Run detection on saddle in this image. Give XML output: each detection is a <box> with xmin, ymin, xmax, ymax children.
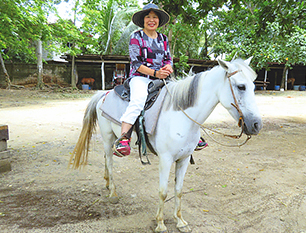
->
<box><xmin>114</xmin><ymin>79</ymin><xmax>166</xmax><ymax>110</ymax></box>
<box><xmin>112</xmin><ymin>79</ymin><xmax>166</xmax><ymax>164</ymax></box>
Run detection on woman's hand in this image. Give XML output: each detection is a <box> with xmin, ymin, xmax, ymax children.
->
<box><xmin>162</xmin><ymin>64</ymin><xmax>173</xmax><ymax>74</ymax></box>
<box><xmin>156</xmin><ymin>65</ymin><xmax>173</xmax><ymax>79</ymax></box>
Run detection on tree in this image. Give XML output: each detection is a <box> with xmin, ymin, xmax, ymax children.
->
<box><xmin>146</xmin><ymin>0</ymin><xmax>306</xmax><ymax>80</ymax></box>
<box><xmin>0</xmin><ymin>53</ymin><xmax>12</xmax><ymax>89</ymax></box>
<box><xmin>0</xmin><ymin>0</ymin><xmax>57</xmax><ymax>89</ymax></box>
<box><xmin>71</xmin><ymin>0</ymin><xmax>81</xmax><ymax>89</ymax></box>
<box><xmin>81</xmin><ymin>0</ymin><xmax>138</xmax><ymax>89</ymax></box>
<box><xmin>150</xmin><ymin>0</ymin><xmax>227</xmax><ymax>58</ymax></box>
<box><xmin>2</xmin><ymin>0</ymin><xmax>305</xmax><ymax>91</ymax></box>
<box><xmin>208</xmin><ymin>0</ymin><xmax>306</xmax><ymax>90</ymax></box>
<box><xmin>81</xmin><ymin>0</ymin><xmax>138</xmax><ymax>55</ymax></box>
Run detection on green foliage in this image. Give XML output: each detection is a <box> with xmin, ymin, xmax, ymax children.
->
<box><xmin>174</xmin><ymin>54</ymin><xmax>190</xmax><ymax>77</ymax></box>
<box><xmin>81</xmin><ymin>0</ymin><xmax>138</xmax><ymax>55</ymax></box>
<box><xmin>151</xmin><ymin>0</ymin><xmax>226</xmax><ymax>26</ymax></box>
<box><xmin>50</xmin><ymin>18</ymin><xmax>86</xmax><ymax>56</ymax></box>
<box><xmin>224</xmin><ymin>1</ymin><xmax>303</xmax><ymax>69</ymax></box>
<box><xmin>0</xmin><ymin>0</ymin><xmax>56</xmax><ymax>63</ymax></box>
<box><xmin>2</xmin><ymin>0</ymin><xmax>305</xmax><ymax>73</ymax></box>
<box><xmin>150</xmin><ymin>0</ymin><xmax>227</xmax><ymax>59</ymax></box>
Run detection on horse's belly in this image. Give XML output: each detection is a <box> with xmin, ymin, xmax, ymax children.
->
<box><xmin>153</xmin><ymin>112</ymin><xmax>199</xmax><ymax>158</ymax></box>
<box><xmin>152</xmin><ymin>131</ymin><xmax>198</xmax><ymax>160</ymax></box>
<box><xmin>173</xmin><ymin>142</ymin><xmax>196</xmax><ymax>159</ymax></box>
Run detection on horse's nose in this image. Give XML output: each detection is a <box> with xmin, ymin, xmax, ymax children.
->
<box><xmin>253</xmin><ymin>121</ymin><xmax>262</xmax><ymax>134</ymax></box>
<box><xmin>254</xmin><ymin>122</ymin><xmax>259</xmax><ymax>131</ymax></box>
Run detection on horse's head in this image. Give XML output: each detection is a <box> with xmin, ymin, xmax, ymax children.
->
<box><xmin>217</xmin><ymin>57</ymin><xmax>262</xmax><ymax>135</ymax></box>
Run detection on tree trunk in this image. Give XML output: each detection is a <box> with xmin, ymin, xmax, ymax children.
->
<box><xmin>36</xmin><ymin>40</ymin><xmax>44</xmax><ymax>89</ymax></box>
<box><xmin>204</xmin><ymin>30</ymin><xmax>208</xmax><ymax>59</ymax></box>
<box><xmin>71</xmin><ymin>55</ymin><xmax>77</xmax><ymax>88</ymax></box>
<box><xmin>70</xmin><ymin>0</ymin><xmax>79</xmax><ymax>89</ymax></box>
<box><xmin>0</xmin><ymin>52</ymin><xmax>11</xmax><ymax>89</ymax></box>
<box><xmin>168</xmin><ymin>28</ymin><xmax>173</xmax><ymax>57</ymax></box>
<box><xmin>280</xmin><ymin>66</ymin><xmax>288</xmax><ymax>91</ymax></box>
<box><xmin>168</xmin><ymin>18</ymin><xmax>177</xmax><ymax>57</ymax></box>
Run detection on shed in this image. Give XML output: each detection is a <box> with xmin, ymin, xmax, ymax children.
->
<box><xmin>61</xmin><ymin>54</ymin><xmax>306</xmax><ymax>91</ymax></box>
<box><xmin>61</xmin><ymin>54</ymin><xmax>218</xmax><ymax>90</ymax></box>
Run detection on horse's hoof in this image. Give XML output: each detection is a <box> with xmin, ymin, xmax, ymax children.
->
<box><xmin>178</xmin><ymin>225</ymin><xmax>191</xmax><ymax>233</ymax></box>
<box><xmin>154</xmin><ymin>229</ymin><xmax>167</xmax><ymax>233</ymax></box>
<box><xmin>109</xmin><ymin>196</ymin><xmax>119</xmax><ymax>204</ymax></box>
<box><xmin>154</xmin><ymin>226</ymin><xmax>168</xmax><ymax>233</ymax></box>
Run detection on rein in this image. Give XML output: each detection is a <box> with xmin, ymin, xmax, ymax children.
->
<box><xmin>163</xmin><ymin>70</ymin><xmax>251</xmax><ymax>147</ymax></box>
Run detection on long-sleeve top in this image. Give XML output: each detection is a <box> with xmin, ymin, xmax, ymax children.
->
<box><xmin>129</xmin><ymin>30</ymin><xmax>172</xmax><ymax>78</ymax></box>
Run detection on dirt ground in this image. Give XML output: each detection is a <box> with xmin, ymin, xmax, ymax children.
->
<box><xmin>0</xmin><ymin>89</ymin><xmax>305</xmax><ymax>233</ymax></box>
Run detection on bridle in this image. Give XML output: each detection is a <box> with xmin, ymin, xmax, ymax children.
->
<box><xmin>163</xmin><ymin>70</ymin><xmax>251</xmax><ymax>147</ymax></box>
<box><xmin>226</xmin><ymin>70</ymin><xmax>244</xmax><ymax>134</ymax></box>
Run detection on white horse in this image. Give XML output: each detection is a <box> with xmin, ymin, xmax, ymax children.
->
<box><xmin>71</xmin><ymin>58</ymin><xmax>262</xmax><ymax>232</ymax></box>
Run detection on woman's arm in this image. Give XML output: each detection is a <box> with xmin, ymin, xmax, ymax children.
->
<box><xmin>137</xmin><ymin>65</ymin><xmax>171</xmax><ymax>79</ymax></box>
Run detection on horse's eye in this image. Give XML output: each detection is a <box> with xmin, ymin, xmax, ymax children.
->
<box><xmin>238</xmin><ymin>85</ymin><xmax>246</xmax><ymax>91</ymax></box>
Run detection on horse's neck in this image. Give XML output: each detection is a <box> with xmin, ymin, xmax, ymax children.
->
<box><xmin>191</xmin><ymin>69</ymin><xmax>223</xmax><ymax>124</ymax></box>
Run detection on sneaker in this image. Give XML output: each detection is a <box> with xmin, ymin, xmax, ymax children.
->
<box><xmin>114</xmin><ymin>138</ymin><xmax>131</xmax><ymax>156</ymax></box>
<box><xmin>195</xmin><ymin>138</ymin><xmax>208</xmax><ymax>151</ymax></box>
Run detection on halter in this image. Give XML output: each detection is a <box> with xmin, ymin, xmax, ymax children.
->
<box><xmin>163</xmin><ymin>70</ymin><xmax>251</xmax><ymax>147</ymax></box>
<box><xmin>226</xmin><ymin>70</ymin><xmax>244</xmax><ymax>129</ymax></box>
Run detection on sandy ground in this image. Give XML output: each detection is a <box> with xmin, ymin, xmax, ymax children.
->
<box><xmin>0</xmin><ymin>89</ymin><xmax>306</xmax><ymax>233</ymax></box>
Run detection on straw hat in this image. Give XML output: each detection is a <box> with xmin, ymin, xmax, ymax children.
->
<box><xmin>132</xmin><ymin>3</ymin><xmax>170</xmax><ymax>28</ymax></box>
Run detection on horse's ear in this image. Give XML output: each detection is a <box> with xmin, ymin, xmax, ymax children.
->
<box><xmin>244</xmin><ymin>56</ymin><xmax>253</xmax><ymax>66</ymax></box>
<box><xmin>188</xmin><ymin>66</ymin><xmax>194</xmax><ymax>76</ymax></box>
<box><xmin>218</xmin><ymin>59</ymin><xmax>230</xmax><ymax>72</ymax></box>
<box><xmin>231</xmin><ymin>52</ymin><xmax>237</xmax><ymax>61</ymax></box>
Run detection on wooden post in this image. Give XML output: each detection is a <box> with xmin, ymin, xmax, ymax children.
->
<box><xmin>285</xmin><ymin>68</ymin><xmax>288</xmax><ymax>91</ymax></box>
<box><xmin>0</xmin><ymin>125</ymin><xmax>11</xmax><ymax>173</ymax></box>
<box><xmin>0</xmin><ymin>125</ymin><xmax>9</xmax><ymax>141</ymax></box>
<box><xmin>264</xmin><ymin>69</ymin><xmax>267</xmax><ymax>91</ymax></box>
<box><xmin>71</xmin><ymin>55</ymin><xmax>76</xmax><ymax>88</ymax></box>
<box><xmin>36</xmin><ymin>39</ymin><xmax>44</xmax><ymax>89</ymax></box>
<box><xmin>101</xmin><ymin>59</ymin><xmax>105</xmax><ymax>90</ymax></box>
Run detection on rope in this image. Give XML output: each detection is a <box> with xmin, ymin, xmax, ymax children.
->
<box><xmin>162</xmin><ymin>72</ymin><xmax>251</xmax><ymax>148</ymax></box>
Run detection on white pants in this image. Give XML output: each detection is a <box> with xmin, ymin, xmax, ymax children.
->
<box><xmin>120</xmin><ymin>76</ymin><xmax>151</xmax><ymax>125</ymax></box>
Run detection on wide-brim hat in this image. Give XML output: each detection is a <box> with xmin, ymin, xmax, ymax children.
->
<box><xmin>132</xmin><ymin>3</ymin><xmax>170</xmax><ymax>28</ymax></box>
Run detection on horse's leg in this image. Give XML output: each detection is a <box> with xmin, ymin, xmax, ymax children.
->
<box><xmin>104</xmin><ymin>157</ymin><xmax>109</xmax><ymax>188</ymax></box>
<box><xmin>155</xmin><ymin>156</ymin><xmax>172</xmax><ymax>233</ymax></box>
<box><xmin>174</xmin><ymin>156</ymin><xmax>191</xmax><ymax>232</ymax></box>
<box><xmin>103</xmin><ymin>142</ymin><xmax>119</xmax><ymax>204</ymax></box>
<box><xmin>98</xmin><ymin>116</ymin><xmax>119</xmax><ymax>204</ymax></box>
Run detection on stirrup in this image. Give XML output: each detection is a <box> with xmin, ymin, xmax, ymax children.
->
<box><xmin>112</xmin><ymin>135</ymin><xmax>130</xmax><ymax>157</ymax></box>
<box><xmin>195</xmin><ymin>137</ymin><xmax>208</xmax><ymax>151</ymax></box>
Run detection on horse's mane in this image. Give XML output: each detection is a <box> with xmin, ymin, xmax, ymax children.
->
<box><xmin>163</xmin><ymin>59</ymin><xmax>256</xmax><ymax>111</ymax></box>
<box><xmin>163</xmin><ymin>72</ymin><xmax>206</xmax><ymax>111</ymax></box>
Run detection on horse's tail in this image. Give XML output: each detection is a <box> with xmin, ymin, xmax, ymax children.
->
<box><xmin>69</xmin><ymin>91</ymin><xmax>106</xmax><ymax>169</ymax></box>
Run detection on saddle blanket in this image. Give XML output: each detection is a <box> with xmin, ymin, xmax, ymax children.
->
<box><xmin>100</xmin><ymin>87</ymin><xmax>167</xmax><ymax>135</ymax></box>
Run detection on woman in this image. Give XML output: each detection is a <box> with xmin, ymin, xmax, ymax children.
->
<box><xmin>115</xmin><ymin>3</ymin><xmax>207</xmax><ymax>156</ymax></box>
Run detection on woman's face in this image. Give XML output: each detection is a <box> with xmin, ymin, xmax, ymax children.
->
<box><xmin>143</xmin><ymin>10</ymin><xmax>159</xmax><ymax>32</ymax></box>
